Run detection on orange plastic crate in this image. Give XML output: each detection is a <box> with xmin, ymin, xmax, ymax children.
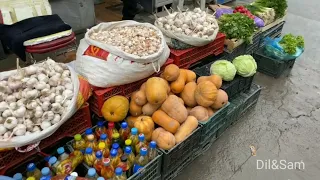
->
<box><xmin>0</xmin><ymin>103</ymin><xmax>92</xmax><ymax>174</ymax></box>
<box><xmin>170</xmin><ymin>33</ymin><xmax>226</xmax><ymax>69</ymax></box>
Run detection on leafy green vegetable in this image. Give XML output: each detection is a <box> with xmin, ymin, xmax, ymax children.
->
<box><xmin>210</xmin><ymin>60</ymin><xmax>237</xmax><ymax>81</ymax></box>
<box><xmin>219</xmin><ymin>13</ymin><xmax>256</xmax><ymax>42</ymax></box>
<box><xmin>255</xmin><ymin>0</ymin><xmax>287</xmax><ymax>18</ymax></box>
<box><xmin>279</xmin><ymin>34</ymin><xmax>305</xmax><ymax>55</ymax></box>
<box><xmin>244</xmin><ymin>4</ymin><xmax>265</xmax><ymax>15</ymax></box>
<box><xmin>232</xmin><ymin>55</ymin><xmax>257</xmax><ymax>77</ymax></box>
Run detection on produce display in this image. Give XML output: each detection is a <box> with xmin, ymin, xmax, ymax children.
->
<box><xmin>90</xmin><ymin>26</ymin><xmax>161</xmax><ymax>57</ymax></box>
<box><xmin>155</xmin><ymin>8</ymin><xmax>218</xmax><ymax>40</ymax></box>
<box><xmin>254</xmin><ymin>0</ymin><xmax>288</xmax><ymax>18</ymax></box>
<box><xmin>210</xmin><ymin>60</ymin><xmax>237</xmax><ymax>81</ymax></box>
<box><xmin>114</xmin><ymin>65</ymin><xmax>230</xmax><ymax>150</ymax></box>
<box><xmin>279</xmin><ymin>34</ymin><xmax>305</xmax><ymax>55</ymax></box>
<box><xmin>233</xmin><ymin>6</ymin><xmax>255</xmax><ymax>19</ymax></box>
<box><xmin>245</xmin><ymin>4</ymin><xmax>276</xmax><ymax>25</ymax></box>
<box><xmin>219</xmin><ymin>13</ymin><xmax>256</xmax><ymax>42</ymax></box>
<box><xmin>0</xmin><ymin>59</ymin><xmax>74</xmax><ymax>138</ymax></box>
<box><xmin>232</xmin><ymin>55</ymin><xmax>258</xmax><ymax>77</ymax></box>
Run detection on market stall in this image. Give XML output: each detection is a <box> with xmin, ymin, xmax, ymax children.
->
<box><xmin>0</xmin><ymin>0</ymin><xmax>306</xmax><ymax>179</ymax></box>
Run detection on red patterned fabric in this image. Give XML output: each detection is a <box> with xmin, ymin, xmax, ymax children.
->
<box><xmin>26</xmin><ymin>32</ymin><xmax>75</xmax><ymax>50</ymax></box>
<box><xmin>26</xmin><ymin>38</ymin><xmax>76</xmax><ymax>53</ymax></box>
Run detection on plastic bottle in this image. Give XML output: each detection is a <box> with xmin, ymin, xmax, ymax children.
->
<box><xmin>133</xmin><ymin>148</ymin><xmax>149</xmax><ymax>174</ymax></box>
<box><xmin>135</xmin><ymin>134</ymin><xmax>147</xmax><ymax>154</ymax></box>
<box><xmin>85</xmin><ymin>168</ymin><xmax>99</xmax><ymax>180</ymax></box>
<box><xmin>98</xmin><ymin>142</ymin><xmax>110</xmax><ymax>158</ymax></box>
<box><xmin>117</xmin><ymin>155</ymin><xmax>130</xmax><ymax>177</ymax></box>
<box><xmin>124</xmin><ymin>147</ymin><xmax>135</xmax><ymax>168</ymax></box>
<box><xmin>111</xmin><ymin>143</ymin><xmax>123</xmax><ymax>157</ymax></box>
<box><xmin>84</xmin><ymin>147</ymin><xmax>96</xmax><ymax>166</ymax></box>
<box><xmin>95</xmin><ymin>121</ymin><xmax>107</xmax><ymax>139</ymax></box>
<box><xmin>84</xmin><ymin>128</ymin><xmax>96</xmax><ymax>141</ymax></box>
<box><xmin>57</xmin><ymin>147</ymin><xmax>69</xmax><ymax>161</ymax></box>
<box><xmin>106</xmin><ymin>122</ymin><xmax>118</xmax><ymax>141</ymax></box>
<box><xmin>128</xmin><ymin>128</ymin><xmax>139</xmax><ymax>154</ymax></box>
<box><xmin>40</xmin><ymin>167</ymin><xmax>52</xmax><ymax>179</ymax></box>
<box><xmin>148</xmin><ymin>141</ymin><xmax>157</xmax><ymax>160</ymax></box>
<box><xmin>13</xmin><ymin>173</ymin><xmax>24</xmax><ymax>180</ymax></box>
<box><xmin>86</xmin><ymin>134</ymin><xmax>98</xmax><ymax>151</ymax></box>
<box><xmin>112</xmin><ymin>167</ymin><xmax>127</xmax><ymax>180</ymax></box>
<box><xmin>124</xmin><ymin>139</ymin><xmax>133</xmax><ymax>151</ymax></box>
<box><xmin>97</xmin><ymin>177</ymin><xmax>105</xmax><ymax>180</ymax></box>
<box><xmin>49</xmin><ymin>156</ymin><xmax>61</xmax><ymax>174</ymax></box>
<box><xmin>101</xmin><ymin>158</ymin><xmax>114</xmax><ymax>180</ymax></box>
<box><xmin>73</xmin><ymin>134</ymin><xmax>86</xmax><ymax>151</ymax></box>
<box><xmin>112</xmin><ymin>133</ymin><xmax>122</xmax><ymax>147</ymax></box>
<box><xmin>109</xmin><ymin>149</ymin><xmax>120</xmax><ymax>169</ymax></box>
<box><xmin>44</xmin><ymin>156</ymin><xmax>51</xmax><ymax>167</ymax></box>
<box><xmin>119</xmin><ymin>122</ymin><xmax>130</xmax><ymax>141</ymax></box>
<box><xmin>26</xmin><ymin>163</ymin><xmax>41</xmax><ymax>180</ymax></box>
<box><xmin>99</xmin><ymin>133</ymin><xmax>111</xmax><ymax>149</ymax></box>
<box><xmin>94</xmin><ymin>151</ymin><xmax>104</xmax><ymax>175</ymax></box>
<box><xmin>51</xmin><ymin>175</ymin><xmax>90</xmax><ymax>180</ymax></box>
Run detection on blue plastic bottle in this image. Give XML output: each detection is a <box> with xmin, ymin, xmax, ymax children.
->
<box><xmin>13</xmin><ymin>173</ymin><xmax>23</xmax><ymax>180</ymax></box>
<box><xmin>40</xmin><ymin>167</ymin><xmax>52</xmax><ymax>180</ymax></box>
<box><xmin>148</xmin><ymin>141</ymin><xmax>157</xmax><ymax>160</ymax></box>
<box><xmin>85</xmin><ymin>168</ymin><xmax>98</xmax><ymax>180</ymax></box>
<box><xmin>57</xmin><ymin>147</ymin><xmax>69</xmax><ymax>161</ymax></box>
<box><xmin>133</xmin><ymin>147</ymin><xmax>149</xmax><ymax>174</ymax></box>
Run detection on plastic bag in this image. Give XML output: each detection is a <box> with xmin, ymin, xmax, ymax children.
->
<box><xmin>215</xmin><ymin>8</ymin><xmax>233</xmax><ymax>19</ymax></box>
<box><xmin>0</xmin><ymin>64</ymin><xmax>80</xmax><ymax>148</ymax></box>
<box><xmin>254</xmin><ymin>17</ymin><xmax>265</xmax><ymax>28</ymax></box>
<box><xmin>263</xmin><ymin>37</ymin><xmax>304</xmax><ymax>61</ymax></box>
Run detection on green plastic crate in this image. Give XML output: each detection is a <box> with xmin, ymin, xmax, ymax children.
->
<box><xmin>240</xmin><ymin>83</ymin><xmax>262</xmax><ymax>115</ymax></box>
<box><xmin>161</xmin><ymin>126</ymin><xmax>202</xmax><ymax>180</ymax></box>
<box><xmin>253</xmin><ymin>48</ymin><xmax>296</xmax><ymax>78</ymax></box>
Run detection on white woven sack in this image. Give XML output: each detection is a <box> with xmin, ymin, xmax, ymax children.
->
<box><xmin>74</xmin><ymin>39</ymin><xmax>169</xmax><ymax>88</ymax></box>
<box><xmin>0</xmin><ymin>64</ymin><xmax>79</xmax><ymax>148</ymax></box>
<box><xmin>155</xmin><ymin>19</ymin><xmax>219</xmax><ymax>47</ymax></box>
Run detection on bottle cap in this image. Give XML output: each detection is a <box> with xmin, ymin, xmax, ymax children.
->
<box><xmin>112</xmin><ymin>133</ymin><xmax>120</xmax><ymax>139</ymax></box>
<box><xmin>87</xmin><ymin>134</ymin><xmax>95</xmax><ymax>141</ymax></box>
<box><xmin>13</xmin><ymin>173</ymin><xmax>22</xmax><ymax>180</ymax></box>
<box><xmin>27</xmin><ymin>163</ymin><xmax>36</xmax><ymax>171</ymax></box>
<box><xmin>97</xmin><ymin>121</ymin><xmax>104</xmax><ymax>127</ymax></box>
<box><xmin>70</xmin><ymin>172</ymin><xmax>78</xmax><ymax>177</ymax></box>
<box><xmin>44</xmin><ymin>156</ymin><xmax>51</xmax><ymax>162</ymax></box>
<box><xmin>110</xmin><ymin>149</ymin><xmax>117</xmax><ymax>157</ymax></box>
<box><xmin>138</xmin><ymin>133</ymin><xmax>145</xmax><ymax>141</ymax></box>
<box><xmin>85</xmin><ymin>128</ymin><xmax>93</xmax><ymax>135</ymax></box>
<box><xmin>74</xmin><ymin>134</ymin><xmax>82</xmax><ymax>141</ymax></box>
<box><xmin>85</xmin><ymin>147</ymin><xmax>93</xmax><ymax>154</ymax></box>
<box><xmin>26</xmin><ymin>177</ymin><xmax>35</xmax><ymax>180</ymax></box>
<box><xmin>108</xmin><ymin>122</ymin><xmax>115</xmax><ymax>129</ymax></box>
<box><xmin>125</xmin><ymin>139</ymin><xmax>132</xmax><ymax>146</ymax></box>
<box><xmin>150</xmin><ymin>141</ymin><xmax>157</xmax><ymax>148</ymax></box>
<box><xmin>120</xmin><ymin>154</ymin><xmax>128</xmax><ymax>162</ymax></box>
<box><xmin>131</xmin><ymin>128</ymin><xmax>138</xmax><ymax>135</ymax></box>
<box><xmin>97</xmin><ymin>177</ymin><xmax>105</xmax><ymax>180</ymax></box>
<box><xmin>100</xmin><ymin>134</ymin><xmax>107</xmax><ymax>140</ymax></box>
<box><xmin>121</xmin><ymin>122</ymin><xmax>128</xmax><ymax>129</ymax></box>
<box><xmin>48</xmin><ymin>157</ymin><xmax>57</xmax><ymax>165</ymax></box>
<box><xmin>98</xmin><ymin>142</ymin><xmax>106</xmax><ymax>150</ymax></box>
<box><xmin>115</xmin><ymin>167</ymin><xmax>123</xmax><ymax>175</ymax></box>
<box><xmin>40</xmin><ymin>177</ymin><xmax>50</xmax><ymax>180</ymax></box>
<box><xmin>88</xmin><ymin>168</ymin><xmax>96</xmax><ymax>177</ymax></box>
<box><xmin>57</xmin><ymin>147</ymin><xmax>65</xmax><ymax>155</ymax></box>
<box><xmin>140</xmin><ymin>147</ymin><xmax>148</xmax><ymax>156</ymax></box>
<box><xmin>125</xmin><ymin>146</ymin><xmax>132</xmax><ymax>154</ymax></box>
<box><xmin>102</xmin><ymin>158</ymin><xmax>111</xmax><ymax>166</ymax></box>
<box><xmin>41</xmin><ymin>167</ymin><xmax>50</xmax><ymax>176</ymax></box>
<box><xmin>112</xmin><ymin>143</ymin><xmax>119</xmax><ymax>150</ymax></box>
<box><xmin>96</xmin><ymin>151</ymin><xmax>103</xmax><ymax>159</ymax></box>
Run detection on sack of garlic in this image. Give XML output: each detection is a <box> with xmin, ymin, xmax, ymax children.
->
<box><xmin>0</xmin><ymin>58</ymin><xmax>80</xmax><ymax>148</ymax></box>
<box><xmin>74</xmin><ymin>21</ymin><xmax>170</xmax><ymax>88</ymax></box>
<box><xmin>155</xmin><ymin>8</ymin><xmax>219</xmax><ymax>49</ymax></box>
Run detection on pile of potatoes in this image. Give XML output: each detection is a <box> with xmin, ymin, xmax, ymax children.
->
<box><xmin>127</xmin><ymin>64</ymin><xmax>228</xmax><ymax>150</ymax></box>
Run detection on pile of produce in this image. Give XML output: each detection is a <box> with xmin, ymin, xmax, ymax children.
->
<box><xmin>100</xmin><ymin>64</ymin><xmax>228</xmax><ymax>150</ymax></box>
<box><xmin>254</xmin><ymin>0</ymin><xmax>287</xmax><ymax>19</ymax></box>
<box><xmin>210</xmin><ymin>55</ymin><xmax>257</xmax><ymax>81</ymax></box>
<box><xmin>233</xmin><ymin>6</ymin><xmax>255</xmax><ymax>19</ymax></box>
<box><xmin>219</xmin><ymin>13</ymin><xmax>256</xmax><ymax>42</ymax></box>
<box><xmin>89</xmin><ymin>25</ymin><xmax>162</xmax><ymax>57</ymax></box>
<box><xmin>279</xmin><ymin>34</ymin><xmax>305</xmax><ymax>55</ymax></box>
<box><xmin>155</xmin><ymin>8</ymin><xmax>218</xmax><ymax>40</ymax></box>
<box><xmin>0</xmin><ymin>59</ymin><xmax>74</xmax><ymax>139</ymax></box>
<box><xmin>245</xmin><ymin>4</ymin><xmax>275</xmax><ymax>25</ymax></box>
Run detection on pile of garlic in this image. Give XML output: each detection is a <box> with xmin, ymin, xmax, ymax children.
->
<box><xmin>155</xmin><ymin>8</ymin><xmax>218</xmax><ymax>39</ymax></box>
<box><xmin>90</xmin><ymin>26</ymin><xmax>162</xmax><ymax>57</ymax></box>
<box><xmin>0</xmin><ymin>58</ymin><xmax>74</xmax><ymax>139</ymax></box>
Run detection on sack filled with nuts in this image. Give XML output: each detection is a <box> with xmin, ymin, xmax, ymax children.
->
<box><xmin>74</xmin><ymin>21</ymin><xmax>170</xmax><ymax>88</ymax></box>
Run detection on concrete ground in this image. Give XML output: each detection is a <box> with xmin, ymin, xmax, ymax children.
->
<box><xmin>175</xmin><ymin>0</ymin><xmax>320</xmax><ymax>180</ymax></box>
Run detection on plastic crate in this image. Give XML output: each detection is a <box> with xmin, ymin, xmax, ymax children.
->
<box><xmin>260</xmin><ymin>21</ymin><xmax>285</xmax><ymax>47</ymax></box>
<box><xmin>0</xmin><ymin>103</ymin><xmax>92</xmax><ymax>174</ymax></box>
<box><xmin>170</xmin><ymin>33</ymin><xmax>226</xmax><ymax>68</ymax></box>
<box><xmin>253</xmin><ymin>48</ymin><xmax>296</xmax><ymax>78</ymax></box>
<box><xmin>197</xmin><ymin>103</ymin><xmax>229</xmax><ymax>154</ymax></box>
<box><xmin>161</xmin><ymin>126</ymin><xmax>202</xmax><ymax>180</ymax></box>
<box><xmin>245</xmin><ymin>32</ymin><xmax>263</xmax><ymax>55</ymax></box>
<box><xmin>240</xmin><ymin>83</ymin><xmax>261</xmax><ymax>115</ymax></box>
<box><xmin>222</xmin><ymin>43</ymin><xmax>246</xmax><ymax>61</ymax></box>
<box><xmin>216</xmin><ymin>96</ymin><xmax>244</xmax><ymax>137</ymax></box>
<box><xmin>90</xmin><ymin>59</ymin><xmax>173</xmax><ymax>116</ymax></box>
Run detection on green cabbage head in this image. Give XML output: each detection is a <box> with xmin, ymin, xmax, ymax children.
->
<box><xmin>232</xmin><ymin>55</ymin><xmax>257</xmax><ymax>77</ymax></box>
<box><xmin>210</xmin><ymin>60</ymin><xmax>236</xmax><ymax>81</ymax></box>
